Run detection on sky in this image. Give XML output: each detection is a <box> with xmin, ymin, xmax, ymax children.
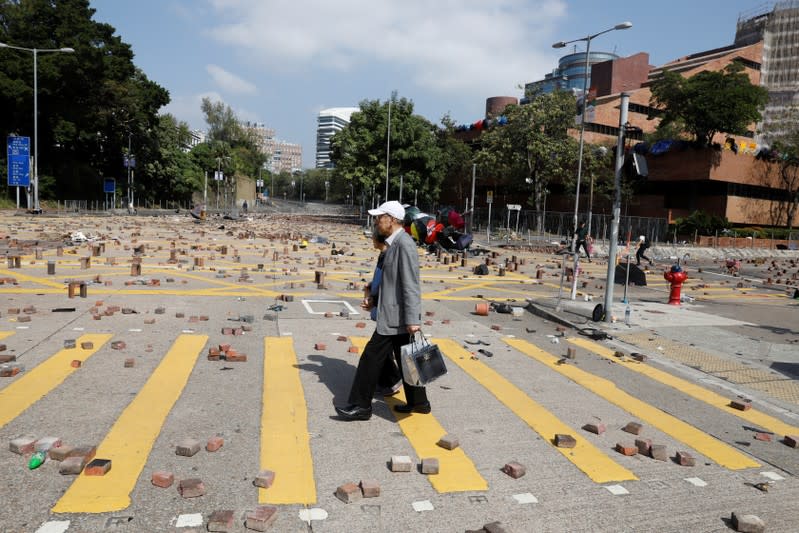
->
<box><xmin>91</xmin><ymin>0</ymin><xmax>768</xmax><ymax>168</ymax></box>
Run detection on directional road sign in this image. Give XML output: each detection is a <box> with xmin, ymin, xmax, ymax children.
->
<box><xmin>7</xmin><ymin>136</ymin><xmax>31</xmax><ymax>187</ymax></box>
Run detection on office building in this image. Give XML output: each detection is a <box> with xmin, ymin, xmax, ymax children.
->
<box><xmin>316</xmin><ymin>107</ymin><xmax>359</xmax><ymax>168</ymax></box>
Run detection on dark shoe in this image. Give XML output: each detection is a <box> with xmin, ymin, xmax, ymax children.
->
<box><xmin>376</xmin><ymin>380</ymin><xmax>402</xmax><ymax>397</ymax></box>
<box><xmin>393</xmin><ymin>402</ymin><xmax>431</xmax><ymax>414</ymax></box>
<box><xmin>478</xmin><ymin>348</ymin><xmax>493</xmax><ymax>357</ymax></box>
<box><xmin>335</xmin><ymin>404</ymin><xmax>372</xmax><ymax>420</ymax></box>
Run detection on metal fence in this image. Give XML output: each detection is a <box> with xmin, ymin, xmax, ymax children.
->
<box><xmin>471</xmin><ymin>207</ymin><xmax>670</xmax><ymax>244</ymax></box>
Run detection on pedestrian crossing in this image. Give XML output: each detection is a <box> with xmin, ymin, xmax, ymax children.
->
<box><xmin>0</xmin><ymin>330</ymin><xmax>776</xmax><ymax>515</ymax></box>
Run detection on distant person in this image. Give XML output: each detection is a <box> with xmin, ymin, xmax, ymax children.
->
<box><xmin>636</xmin><ymin>235</ymin><xmax>653</xmax><ymax>266</ymax></box>
<box><xmin>242</xmin><ymin>200</ymin><xmax>248</xmax><ymax>213</ymax></box>
<box><xmin>574</xmin><ymin>221</ymin><xmax>591</xmax><ymax>262</ymax></box>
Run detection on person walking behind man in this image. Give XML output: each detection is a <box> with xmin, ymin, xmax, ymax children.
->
<box><xmin>336</xmin><ymin>201</ymin><xmax>428</xmax><ymax>421</ymax></box>
<box><xmin>575</xmin><ymin>221</ymin><xmax>591</xmax><ymax>262</ymax></box>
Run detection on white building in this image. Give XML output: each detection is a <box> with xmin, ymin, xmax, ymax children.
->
<box><xmin>315</xmin><ymin>107</ymin><xmax>359</xmax><ymax>168</ymax></box>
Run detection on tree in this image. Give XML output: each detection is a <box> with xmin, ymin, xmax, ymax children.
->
<box><xmin>436</xmin><ymin>114</ymin><xmax>475</xmax><ymax>210</ymax></box>
<box><xmin>330</xmin><ymin>95</ymin><xmax>444</xmax><ymax>207</ymax></box>
<box><xmin>649</xmin><ymin>62</ymin><xmax>768</xmax><ymax>147</ymax></box>
<box><xmin>475</xmin><ymin>90</ymin><xmax>578</xmax><ymax>231</ymax></box>
<box><xmin>141</xmin><ymin>114</ymin><xmax>201</xmax><ymax>205</ymax></box>
<box><xmin>762</xmin><ymin>134</ymin><xmax>799</xmax><ymax>231</ymax></box>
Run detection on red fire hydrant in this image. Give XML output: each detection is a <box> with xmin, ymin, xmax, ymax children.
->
<box><xmin>663</xmin><ymin>264</ymin><xmax>688</xmax><ymax>305</ymax></box>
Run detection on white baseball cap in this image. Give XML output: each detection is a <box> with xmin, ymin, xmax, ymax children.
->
<box><xmin>368</xmin><ymin>200</ymin><xmax>405</xmax><ymax>221</ymax></box>
<box><xmin>639</xmin><ymin>235</ymin><xmax>646</xmax><ymax>241</ymax></box>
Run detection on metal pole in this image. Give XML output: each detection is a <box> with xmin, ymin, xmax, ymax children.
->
<box><xmin>469</xmin><ymin>163</ymin><xmax>476</xmax><ymax>233</ymax></box>
<box><xmin>385</xmin><ymin>96</ymin><xmax>391</xmax><ymax>201</ymax></box>
<box><xmin>399</xmin><ymin>175</ymin><xmax>403</xmax><ymax>203</ymax></box>
<box><xmin>569</xmin><ymin>36</ymin><xmax>592</xmax><ymax>300</ymax></box>
<box><xmin>204</xmin><ymin>171</ymin><xmax>208</xmax><ymax>205</ymax></box>
<box><xmin>33</xmin><ymin>48</ymin><xmax>38</xmax><ymax>211</ymax></box>
<box><xmin>603</xmin><ymin>92</ymin><xmax>630</xmax><ymax>322</ymax></box>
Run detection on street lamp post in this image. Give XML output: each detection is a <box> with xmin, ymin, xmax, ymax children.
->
<box><xmin>552</xmin><ymin>22</ymin><xmax>631</xmax><ymax>299</ymax></box>
<box><xmin>0</xmin><ymin>42</ymin><xmax>74</xmax><ymax>213</ymax></box>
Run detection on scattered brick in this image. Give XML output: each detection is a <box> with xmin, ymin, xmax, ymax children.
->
<box><xmin>63</xmin><ymin>339</ymin><xmax>76</xmax><ymax>349</ymax></box>
<box><xmin>35</xmin><ymin>437</ymin><xmax>62</xmax><ymax>452</ymax></box>
<box><xmin>335</xmin><ymin>482</ymin><xmax>362</xmax><ymax>503</ymax></box>
<box><xmin>49</xmin><ymin>445</ymin><xmax>73</xmax><ymax>461</ymax></box>
<box><xmin>615</xmin><ymin>443</ymin><xmax>637</xmax><ymax>456</ymax></box>
<box><xmin>9</xmin><ymin>436</ymin><xmax>37</xmax><ymax>455</ymax></box>
<box><xmin>565</xmin><ymin>347</ymin><xmax>577</xmax><ymax>359</ymax></box>
<box><xmin>730</xmin><ymin>400</ymin><xmax>752</xmax><ymax>411</ymax></box>
<box><xmin>582</xmin><ymin>423</ymin><xmax>606</xmax><ymax>435</ymax></box>
<box><xmin>635</xmin><ymin>438</ymin><xmax>652</xmax><ymax>456</ymax></box>
<box><xmin>355</xmin><ymin>322</ymin><xmax>367</xmax><ymax>329</ymax></box>
<box><xmin>80</xmin><ymin>341</ymin><xmax>94</xmax><ymax>350</ymax></box>
<box><xmin>631</xmin><ymin>352</ymin><xmax>647</xmax><ymax>362</ymax></box>
<box><xmin>490</xmin><ymin>324</ymin><xmax>502</xmax><ymax>331</ymax></box>
<box><xmin>151</xmin><ymin>470</ymin><xmax>174</xmax><ymax>488</ymax></box>
<box><xmin>84</xmin><ymin>458</ymin><xmax>112</xmax><ymax>476</ymax></box>
<box><xmin>730</xmin><ymin>512</ymin><xmax>765</xmax><ymax>533</ymax></box>
<box><xmin>314</xmin><ymin>343</ymin><xmax>327</xmax><ymax>351</ymax></box>
<box><xmin>676</xmin><ymin>451</ymin><xmax>695</xmax><ymax>466</ymax></box>
<box><xmin>348</xmin><ymin>346</ymin><xmax>360</xmax><ymax>354</ymax></box>
<box><xmin>359</xmin><ymin>479</ymin><xmax>380</xmax><ymax>498</ymax></box>
<box><xmin>206</xmin><ymin>436</ymin><xmax>224</xmax><ymax>452</ymax></box>
<box><xmin>70</xmin><ymin>360</ymin><xmax>82</xmax><ymax>368</ymax></box>
<box><xmin>421</xmin><ymin>457</ymin><xmax>440</xmax><ymax>474</ymax></box>
<box><xmin>59</xmin><ymin>456</ymin><xmax>86</xmax><ymax>475</ymax></box>
<box><xmin>484</xmin><ymin>522</ymin><xmax>511</xmax><ymax>533</ymax></box>
<box><xmin>154</xmin><ymin>307</ymin><xmax>165</xmax><ymax>314</ymax></box>
<box><xmin>17</xmin><ymin>315</ymin><xmax>31</xmax><ymax>323</ymax></box>
<box><xmin>437</xmin><ymin>435</ymin><xmax>460</xmax><ymax>450</ymax></box>
<box><xmin>784</xmin><ymin>435</ymin><xmax>799</xmax><ymax>448</ymax></box>
<box><xmin>501</xmin><ymin>461</ymin><xmax>526</xmax><ymax>479</ymax></box>
<box><xmin>111</xmin><ymin>341</ymin><xmax>126</xmax><ymax>350</ymax></box>
<box><xmin>253</xmin><ymin>469</ymin><xmax>276</xmax><ymax>489</ymax></box>
<box><xmin>226</xmin><ymin>352</ymin><xmax>247</xmax><ymax>362</ymax></box>
<box><xmin>622</xmin><ymin>422</ymin><xmax>643</xmax><ymax>435</ymax></box>
<box><xmin>67</xmin><ymin>445</ymin><xmax>97</xmax><ymax>463</ymax></box>
<box><xmin>144</xmin><ymin>318</ymin><xmax>156</xmax><ymax>325</ymax></box>
<box><xmin>178</xmin><ymin>478</ymin><xmax>206</xmax><ymax>498</ymax></box>
<box><xmin>555</xmin><ymin>434</ymin><xmax>577</xmax><ymax>448</ymax></box>
<box><xmin>124</xmin><ymin>358</ymin><xmax>135</xmax><ymax>368</ymax></box>
<box><xmin>208</xmin><ymin>347</ymin><xmax>221</xmax><ymax>361</ymax></box>
<box><xmin>754</xmin><ymin>432</ymin><xmax>772</xmax><ymax>442</ymax></box>
<box><xmin>245</xmin><ymin>506</ymin><xmax>278</xmax><ymax>531</ymax></box>
<box><xmin>337</xmin><ymin>335</ymin><xmax>348</xmax><ymax>342</ymax></box>
<box><xmin>176</xmin><ymin>312</ymin><xmax>185</xmax><ymax>318</ymax></box>
<box><xmin>390</xmin><ymin>456</ymin><xmax>413</xmax><ymax>472</ymax></box>
<box><xmin>0</xmin><ymin>354</ymin><xmax>14</xmax><ymax>363</ymax></box>
<box><xmin>175</xmin><ymin>438</ymin><xmax>201</xmax><ymax>457</ymax></box>
<box><xmin>207</xmin><ymin>510</ymin><xmax>235</xmax><ymax>532</ymax></box>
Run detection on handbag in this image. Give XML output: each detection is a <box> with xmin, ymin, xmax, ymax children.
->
<box><xmin>400</xmin><ymin>333</ymin><xmax>447</xmax><ymax>386</ymax></box>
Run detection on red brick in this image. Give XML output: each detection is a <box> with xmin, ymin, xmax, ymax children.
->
<box><xmin>730</xmin><ymin>400</ymin><xmax>752</xmax><ymax>411</ymax></box>
<box><xmin>207</xmin><ymin>510</ymin><xmax>235</xmax><ymax>532</ymax></box>
<box><xmin>314</xmin><ymin>343</ymin><xmax>327</xmax><ymax>351</ymax></box>
<box><xmin>218</xmin><ymin>343</ymin><xmax>231</xmax><ymax>353</ymax></box>
<box><xmin>359</xmin><ymin>479</ymin><xmax>380</xmax><ymax>498</ymax></box>
<box><xmin>490</xmin><ymin>324</ymin><xmax>502</xmax><ymax>331</ymax></box>
<box><xmin>635</xmin><ymin>438</ymin><xmax>653</xmax><ymax>455</ymax></box>
<box><xmin>555</xmin><ymin>434</ymin><xmax>577</xmax><ymax>448</ymax></box>
<box><xmin>124</xmin><ymin>358</ymin><xmax>135</xmax><ymax>368</ymax></box>
<box><xmin>35</xmin><ymin>437</ymin><xmax>61</xmax><ymax>452</ymax></box>
<box><xmin>226</xmin><ymin>352</ymin><xmax>247</xmax><ymax>362</ymax></box>
<box><xmin>9</xmin><ymin>436</ymin><xmax>37</xmax><ymax>455</ymax></box>
<box><xmin>151</xmin><ymin>470</ymin><xmax>174</xmax><ymax>488</ymax></box>
<box><xmin>254</xmin><ymin>469</ymin><xmax>276</xmax><ymax>489</ymax></box>
<box><xmin>59</xmin><ymin>456</ymin><xmax>86</xmax><ymax>475</ymax></box>
<box><xmin>49</xmin><ymin>445</ymin><xmax>73</xmax><ymax>461</ymax></box>
<box><xmin>616</xmin><ymin>443</ymin><xmax>638</xmax><ymax>456</ymax></box>
<box><xmin>80</xmin><ymin>341</ymin><xmax>94</xmax><ymax>350</ymax></box>
<box><xmin>622</xmin><ymin>422</ymin><xmax>643</xmax><ymax>435</ymax></box>
<box><xmin>582</xmin><ymin>423</ymin><xmax>606</xmax><ymax>435</ymax></box>
<box><xmin>784</xmin><ymin>435</ymin><xmax>799</xmax><ymax>448</ymax></box>
<box><xmin>348</xmin><ymin>346</ymin><xmax>359</xmax><ymax>354</ymax></box>
<box><xmin>67</xmin><ymin>445</ymin><xmax>97</xmax><ymax>463</ymax></box>
<box><xmin>335</xmin><ymin>482</ymin><xmax>362</xmax><ymax>503</ymax></box>
<box><xmin>84</xmin><ymin>458</ymin><xmax>112</xmax><ymax>476</ymax></box>
<box><xmin>355</xmin><ymin>322</ymin><xmax>367</xmax><ymax>329</ymax></box>
<box><xmin>754</xmin><ymin>432</ymin><xmax>772</xmax><ymax>442</ymax></box>
<box><xmin>206</xmin><ymin>436</ymin><xmax>224</xmax><ymax>452</ymax></box>
<box><xmin>111</xmin><ymin>341</ymin><xmax>126</xmax><ymax>350</ymax></box>
<box><xmin>676</xmin><ymin>451</ymin><xmax>695</xmax><ymax>466</ymax></box>
<box><xmin>0</xmin><ymin>354</ymin><xmax>14</xmax><ymax>363</ymax></box>
<box><xmin>245</xmin><ymin>506</ymin><xmax>277</xmax><ymax>531</ymax></box>
<box><xmin>70</xmin><ymin>360</ymin><xmax>82</xmax><ymax>368</ymax></box>
<box><xmin>178</xmin><ymin>478</ymin><xmax>205</xmax><ymax>498</ymax></box>
<box><xmin>337</xmin><ymin>335</ymin><xmax>348</xmax><ymax>342</ymax></box>
<box><xmin>501</xmin><ymin>462</ymin><xmax>526</xmax><ymax>479</ymax></box>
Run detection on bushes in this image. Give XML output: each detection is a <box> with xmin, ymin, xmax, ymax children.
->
<box><xmin>671</xmin><ymin>210</ymin><xmax>730</xmax><ymax>236</ymax></box>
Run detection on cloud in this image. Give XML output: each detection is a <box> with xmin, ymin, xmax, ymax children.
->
<box><xmin>203</xmin><ymin>0</ymin><xmax>566</xmax><ymax>100</ymax></box>
<box><xmin>205</xmin><ymin>64</ymin><xmax>257</xmax><ymax>95</ymax></box>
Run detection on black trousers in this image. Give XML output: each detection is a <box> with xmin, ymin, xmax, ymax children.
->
<box><xmin>577</xmin><ymin>240</ymin><xmax>590</xmax><ymax>260</ymax></box>
<box><xmin>348</xmin><ymin>331</ymin><xmax>429</xmax><ymax>409</ymax></box>
<box><xmin>636</xmin><ymin>248</ymin><xmax>651</xmax><ymax>264</ymax></box>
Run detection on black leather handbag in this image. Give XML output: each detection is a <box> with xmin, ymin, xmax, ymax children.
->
<box><xmin>400</xmin><ymin>333</ymin><xmax>447</xmax><ymax>386</ymax></box>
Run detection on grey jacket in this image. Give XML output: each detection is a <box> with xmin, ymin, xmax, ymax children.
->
<box><xmin>375</xmin><ymin>230</ymin><xmax>421</xmax><ymax>335</ymax></box>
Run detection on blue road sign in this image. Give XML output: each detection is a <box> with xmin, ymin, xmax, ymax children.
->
<box><xmin>103</xmin><ymin>178</ymin><xmax>116</xmax><ymax>194</ymax></box>
<box><xmin>7</xmin><ymin>136</ymin><xmax>31</xmax><ymax>187</ymax></box>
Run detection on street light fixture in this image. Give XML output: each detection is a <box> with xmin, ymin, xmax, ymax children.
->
<box><xmin>0</xmin><ymin>42</ymin><xmax>74</xmax><ymax>213</ymax></box>
<box><xmin>551</xmin><ymin>21</ymin><xmax>632</xmax><ymax>299</ymax></box>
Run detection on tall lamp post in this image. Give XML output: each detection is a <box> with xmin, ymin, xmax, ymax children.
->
<box><xmin>0</xmin><ymin>42</ymin><xmax>74</xmax><ymax>212</ymax></box>
<box><xmin>552</xmin><ymin>21</ymin><xmax>631</xmax><ymax>299</ymax></box>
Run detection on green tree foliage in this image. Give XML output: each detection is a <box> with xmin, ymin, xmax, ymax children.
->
<box><xmin>765</xmin><ymin>130</ymin><xmax>799</xmax><ymax>231</ymax></box>
<box><xmin>142</xmin><ymin>114</ymin><xmax>200</xmax><ymax>204</ymax></box>
<box><xmin>0</xmin><ymin>0</ymin><xmax>169</xmax><ymax>202</ymax></box>
<box><xmin>672</xmin><ymin>210</ymin><xmax>730</xmax><ymax>236</ymax></box>
<box><xmin>330</xmin><ymin>95</ymin><xmax>444</xmax><ymax>207</ymax></box>
<box><xmin>649</xmin><ymin>62</ymin><xmax>768</xmax><ymax>147</ymax></box>
<box><xmin>436</xmin><ymin>114</ymin><xmax>474</xmax><ymax>208</ymax></box>
<box><xmin>475</xmin><ymin>91</ymin><xmax>578</xmax><ymax>216</ymax></box>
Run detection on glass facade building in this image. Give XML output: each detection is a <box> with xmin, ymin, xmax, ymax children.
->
<box><xmin>316</xmin><ymin>107</ymin><xmax>359</xmax><ymax>169</ymax></box>
<box><xmin>525</xmin><ymin>50</ymin><xmax>620</xmax><ymax>97</ymax></box>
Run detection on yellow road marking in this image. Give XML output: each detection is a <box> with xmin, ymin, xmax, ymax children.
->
<box><xmin>504</xmin><ymin>338</ymin><xmax>759</xmax><ymax>470</ymax></box>
<box><xmin>0</xmin><ymin>267</ymin><xmax>64</xmax><ymax>289</ymax></box>
<box><xmin>351</xmin><ymin>337</ymin><xmax>487</xmax><ymax>492</ymax></box>
<box><xmin>52</xmin><ymin>334</ymin><xmax>207</xmax><ymax>513</ymax></box>
<box><xmin>0</xmin><ymin>331</ymin><xmax>14</xmax><ymax>341</ymax></box>
<box><xmin>433</xmin><ymin>338</ymin><xmax>636</xmax><ymax>483</ymax></box>
<box><xmin>0</xmin><ymin>334</ymin><xmax>112</xmax><ymax>429</ymax></box>
<box><xmin>568</xmin><ymin>337</ymin><xmax>799</xmax><ymax>439</ymax></box>
<box><xmin>260</xmin><ymin>337</ymin><xmax>316</xmax><ymax>504</ymax></box>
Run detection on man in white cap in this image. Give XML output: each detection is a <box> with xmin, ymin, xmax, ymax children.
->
<box><xmin>636</xmin><ymin>235</ymin><xmax>653</xmax><ymax>266</ymax></box>
<box><xmin>336</xmin><ymin>200</ymin><xmax>429</xmax><ymax>420</ymax></box>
